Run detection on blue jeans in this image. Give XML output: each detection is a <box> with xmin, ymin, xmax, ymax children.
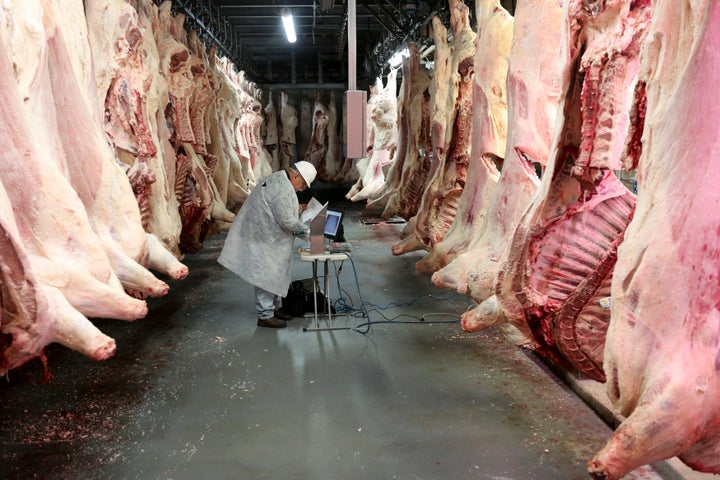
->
<box><xmin>255</xmin><ymin>287</ymin><xmax>281</xmax><ymax>320</ymax></box>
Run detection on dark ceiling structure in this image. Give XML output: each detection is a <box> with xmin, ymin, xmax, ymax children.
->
<box><xmin>171</xmin><ymin>0</ymin><xmax>517</xmax><ymax>87</ymax></box>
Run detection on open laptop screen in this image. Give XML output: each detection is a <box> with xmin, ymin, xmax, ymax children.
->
<box><xmin>324</xmin><ymin>209</ymin><xmax>343</xmax><ymax>238</ymax></box>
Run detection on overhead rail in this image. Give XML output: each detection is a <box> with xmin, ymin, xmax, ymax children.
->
<box><xmin>169</xmin><ymin>0</ymin><xmax>251</xmax><ymax>73</ymax></box>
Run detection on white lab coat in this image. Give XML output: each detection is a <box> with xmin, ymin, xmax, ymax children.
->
<box><xmin>218</xmin><ymin>171</ymin><xmax>307</xmax><ymax>297</ymax></box>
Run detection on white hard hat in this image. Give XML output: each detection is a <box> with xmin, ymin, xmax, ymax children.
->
<box><xmin>294</xmin><ymin>161</ymin><xmax>317</xmax><ymax>187</ymax></box>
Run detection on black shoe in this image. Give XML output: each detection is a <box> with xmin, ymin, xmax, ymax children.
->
<box><xmin>274</xmin><ymin>309</ymin><xmax>293</xmax><ymax>320</ymax></box>
<box><xmin>257</xmin><ymin>317</ymin><xmax>287</xmax><ymax>328</ymax></box>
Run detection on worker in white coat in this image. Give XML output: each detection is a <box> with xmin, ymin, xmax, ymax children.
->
<box><xmin>218</xmin><ymin>161</ymin><xmax>317</xmax><ymax>328</ymax></box>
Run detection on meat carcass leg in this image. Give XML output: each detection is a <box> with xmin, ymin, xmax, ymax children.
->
<box><xmin>0</xmin><ymin>189</ymin><xmax>116</xmax><ymax>372</ymax></box>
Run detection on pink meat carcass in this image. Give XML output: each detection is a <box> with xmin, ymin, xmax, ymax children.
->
<box><xmin>415</xmin><ymin>0</ymin><xmax>512</xmax><ymax>273</ymax></box>
<box><xmin>280</xmin><ymin>91</ymin><xmax>299</xmax><ymax>170</ymax></box>
<box><xmin>589</xmin><ymin>0</ymin><xmax>720</xmax><ymax>478</ymax></box>
<box><xmin>299</xmin><ymin>95</ymin><xmax>313</xmax><ymax>162</ymax></box>
<box><xmin>431</xmin><ymin>0</ymin><xmax>563</xmax><ymax>297</ymax></box>
<box><xmin>264</xmin><ymin>90</ymin><xmax>280</xmax><ymax>170</ymax></box>
<box><xmin>381</xmin><ymin>44</ymin><xmax>431</xmax><ymax>220</ymax></box>
<box><xmin>204</xmin><ymin>48</ymin><xmax>238</xmax><ymax>224</ymax></box>
<box><xmin>0</xmin><ymin>10</ymin><xmax>147</xmax><ymax>374</ymax></box>
<box><xmin>156</xmin><ymin>8</ymin><xmax>235</xmax><ymax>252</ymax></box>
<box><xmin>134</xmin><ymin>0</ymin><xmax>184</xmax><ymax>255</ymax></box>
<box><xmin>0</xmin><ymin>179</ymin><xmax>116</xmax><ymax>377</ymax></box>
<box><xmin>463</xmin><ymin>0</ymin><xmax>649</xmax><ymax>385</ymax></box>
<box><xmin>360</xmin><ymin>69</ymin><xmax>405</xmax><ymax>210</ymax></box>
<box><xmin>21</xmin><ymin>0</ymin><xmax>187</xmax><ymax>296</ymax></box>
<box><xmin>322</xmin><ymin>91</ymin><xmax>353</xmax><ymax>183</ymax></box>
<box><xmin>214</xmin><ymin>60</ymin><xmax>252</xmax><ymax>208</ymax></box>
<box><xmin>410</xmin><ymin>16</ymin><xmax>452</xmax><ymax>223</ymax></box>
<box><xmin>351</xmin><ymin>72</ymin><xmax>399</xmax><ymax>204</ymax></box>
<box><xmin>304</xmin><ymin>93</ymin><xmax>330</xmax><ymax>171</ymax></box>
<box><xmin>396</xmin><ymin>0</ymin><xmax>477</xmax><ymax>258</ymax></box>
<box><xmin>87</xmin><ymin>0</ymin><xmax>190</xmax><ymax>258</ymax></box>
<box><xmin>245</xmin><ymin>90</ymin><xmax>274</xmax><ymax>180</ymax></box>
<box><xmin>0</xmin><ymin>17</ymin><xmax>147</xmax><ymax>322</ymax></box>
<box><xmin>346</xmin><ymin>80</ymin><xmax>380</xmax><ymax>201</ymax></box>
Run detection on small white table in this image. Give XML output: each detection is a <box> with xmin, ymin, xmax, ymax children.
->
<box><xmin>298</xmin><ymin>252</ymin><xmax>350</xmax><ymax>332</ymax></box>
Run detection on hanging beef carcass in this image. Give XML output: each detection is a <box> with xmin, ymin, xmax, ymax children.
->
<box><xmin>240</xmin><ymin>84</ymin><xmax>273</xmax><ymax>181</ymax></box>
<box><xmin>157</xmin><ymin>3</ymin><xmax>193</xmax><ymax>145</ymax></box>
<box><xmin>320</xmin><ymin>91</ymin><xmax>351</xmax><ymax>183</ymax></box>
<box><xmin>88</xmin><ymin>0</ymin><xmax>186</xmax><ymax>257</ymax></box>
<box><xmin>234</xmin><ymin>75</ymin><xmax>253</xmax><ymax>177</ymax></box>
<box><xmin>394</xmin><ymin>0</ymin><xmax>477</xmax><ymax>258</ymax></box>
<box><xmin>135</xmin><ymin>0</ymin><xmax>185</xmax><ymax>255</ymax></box>
<box><xmin>464</xmin><ymin>0</ymin><xmax>649</xmax><ymax>386</ymax></box>
<box><xmin>299</xmin><ymin>95</ymin><xmax>313</xmax><ymax>161</ymax></box>
<box><xmin>0</xmin><ymin>3</ymin><xmax>147</xmax><ymax>321</ymax></box>
<box><xmin>20</xmin><ymin>0</ymin><xmax>187</xmax><ymax>296</ymax></box>
<box><xmin>380</xmin><ymin>44</ymin><xmax>431</xmax><ymax>219</ymax></box>
<box><xmin>304</xmin><ymin>93</ymin><xmax>330</xmax><ymax>171</ymax></box>
<box><xmin>264</xmin><ymin>91</ymin><xmax>280</xmax><ymax>171</ymax></box>
<box><xmin>156</xmin><ymin>4</ymin><xmax>214</xmax><ymax>253</ymax></box>
<box><xmin>280</xmin><ymin>91</ymin><xmax>299</xmax><ymax>170</ymax></box>
<box><xmin>431</xmin><ymin>0</ymin><xmax>563</xmax><ymax>296</ymax></box>
<box><xmin>415</xmin><ymin>0</ymin><xmax>512</xmax><ymax>273</ymax></box>
<box><xmin>346</xmin><ymin>81</ymin><xmax>380</xmax><ymax>200</ymax></box>
<box><xmin>427</xmin><ymin>16</ymin><xmax>452</xmax><ymax>184</ymax></box>
<box><xmin>350</xmin><ymin>71</ymin><xmax>399</xmax><ymax>203</ymax></box>
<box><xmin>235</xmin><ymin>73</ymin><xmax>261</xmax><ymax>183</ymax></box>
<box><xmin>0</xmin><ymin>7</ymin><xmax>146</xmax><ymax>373</ymax></box>
<box><xmin>410</xmin><ymin>0</ymin><xmax>476</xmax><ymax>244</ymax></box>
<box><xmin>202</xmin><ymin>46</ymin><xmax>238</xmax><ymax>221</ymax></box>
<box><xmin>419</xmin><ymin>17</ymin><xmax>452</xmax><ymax>217</ymax></box>
<box><xmin>250</xmin><ymin>90</ymin><xmax>275</xmax><ymax>178</ymax></box>
<box><xmin>0</xmin><ymin>177</ymin><xmax>116</xmax><ymax>377</ymax></box>
<box><xmin>187</xmin><ymin>31</ymin><xmax>214</xmax><ymax>156</ymax></box>
<box><xmin>214</xmin><ymin>59</ymin><xmax>253</xmax><ymax>209</ymax></box>
<box><xmin>589</xmin><ymin>0</ymin><xmax>720</xmax><ymax>478</ymax></box>
<box><xmin>156</xmin><ymin>7</ymin><xmax>234</xmax><ymax>252</ymax></box>
<box><xmin>360</xmin><ymin>69</ymin><xmax>406</xmax><ymax>210</ymax></box>
<box><xmin>379</xmin><ymin>19</ymin><xmax>445</xmax><ymax>233</ymax></box>
<box><xmin>186</xmin><ymin>28</ymin><xmax>239</xmax><ymax>224</ymax></box>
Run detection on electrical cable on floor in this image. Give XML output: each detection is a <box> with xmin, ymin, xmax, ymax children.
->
<box><xmin>327</xmin><ymin>253</ymin><xmax>463</xmax><ymax>335</ymax></box>
<box><xmin>334</xmin><ymin>254</ymin><xmax>369</xmax><ymax>319</ymax></box>
<box><xmin>364</xmin><ymin>292</ymin><xmax>463</xmax><ymax>311</ymax></box>
<box><xmin>352</xmin><ymin>309</ymin><xmax>461</xmax><ymax>334</ymax></box>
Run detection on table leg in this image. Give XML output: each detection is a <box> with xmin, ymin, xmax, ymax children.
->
<box><xmin>324</xmin><ymin>259</ymin><xmax>331</xmax><ymax>324</ymax></box>
<box><xmin>312</xmin><ymin>259</ymin><xmax>319</xmax><ymax>329</ymax></box>
<box><xmin>302</xmin><ymin>256</ymin><xmax>351</xmax><ymax>332</ymax></box>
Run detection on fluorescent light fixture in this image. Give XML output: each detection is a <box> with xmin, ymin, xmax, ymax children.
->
<box><xmin>281</xmin><ymin>9</ymin><xmax>297</xmax><ymax>43</ymax></box>
<box><xmin>388</xmin><ymin>47</ymin><xmax>409</xmax><ymax>68</ymax></box>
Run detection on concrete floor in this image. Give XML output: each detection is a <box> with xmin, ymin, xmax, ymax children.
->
<box><xmin>0</xmin><ymin>201</ymin><xmax>692</xmax><ymax>480</ymax></box>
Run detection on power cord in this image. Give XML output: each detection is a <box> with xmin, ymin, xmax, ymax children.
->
<box><xmin>327</xmin><ymin>253</ymin><xmax>465</xmax><ymax>335</ymax></box>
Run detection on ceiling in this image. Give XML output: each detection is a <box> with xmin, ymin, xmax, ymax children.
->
<box><xmin>173</xmin><ymin>0</ymin><xmax>517</xmax><ymax>87</ymax></box>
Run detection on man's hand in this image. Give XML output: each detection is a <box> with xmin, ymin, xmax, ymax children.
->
<box><xmin>299</xmin><ymin>203</ymin><xmax>308</xmax><ymax>212</ymax></box>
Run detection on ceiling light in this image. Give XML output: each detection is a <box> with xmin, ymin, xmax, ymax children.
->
<box><xmin>281</xmin><ymin>9</ymin><xmax>297</xmax><ymax>43</ymax></box>
<box><xmin>388</xmin><ymin>47</ymin><xmax>409</xmax><ymax>68</ymax></box>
